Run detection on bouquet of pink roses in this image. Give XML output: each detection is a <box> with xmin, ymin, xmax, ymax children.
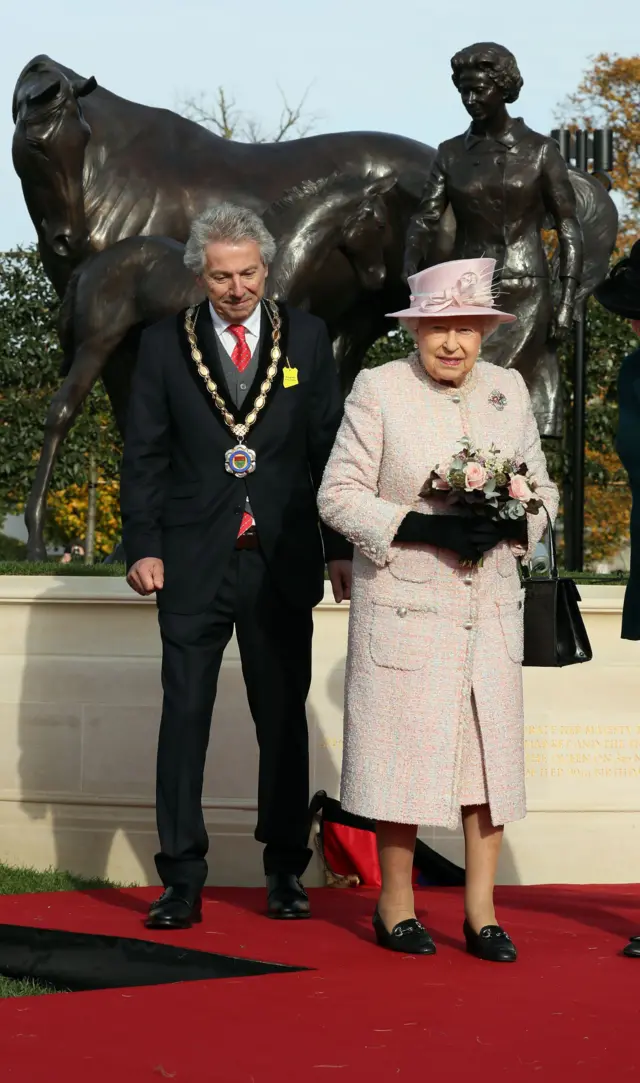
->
<box><xmin>419</xmin><ymin>437</ymin><xmax>542</xmax><ymax>538</ymax></box>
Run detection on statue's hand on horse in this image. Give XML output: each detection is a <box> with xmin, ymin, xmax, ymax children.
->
<box><xmin>401</xmin><ymin>236</ymin><xmax>423</xmax><ymax>283</ymax></box>
<box><xmin>552</xmin><ymin>298</ymin><xmax>576</xmax><ymax>339</ymax></box>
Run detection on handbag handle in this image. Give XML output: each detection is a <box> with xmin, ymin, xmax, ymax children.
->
<box><xmin>520</xmin><ymin>504</ymin><xmax>558</xmax><ymax>581</ymax></box>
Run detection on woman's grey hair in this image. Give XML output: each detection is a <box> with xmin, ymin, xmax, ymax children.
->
<box><xmin>184</xmin><ymin>203</ymin><xmax>277</xmax><ymax>275</ymax></box>
<box><xmin>401</xmin><ymin>315</ymin><xmax>502</xmax><ymax>342</ymax></box>
<box><xmin>451</xmin><ymin>42</ymin><xmax>523</xmax><ymax>104</ymax></box>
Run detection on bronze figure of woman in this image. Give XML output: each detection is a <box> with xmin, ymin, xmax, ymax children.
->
<box><xmin>403</xmin><ymin>42</ymin><xmax>583</xmax><ymax>437</ymax></box>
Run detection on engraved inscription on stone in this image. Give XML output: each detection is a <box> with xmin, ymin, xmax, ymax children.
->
<box><xmin>524</xmin><ymin>723</ymin><xmax>640</xmax><ymax>781</ymax></box>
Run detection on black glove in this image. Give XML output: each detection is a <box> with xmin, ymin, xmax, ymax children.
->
<box><xmin>497</xmin><ymin>516</ymin><xmax>529</xmax><ymax>544</ymax></box>
<box><xmin>395</xmin><ymin>513</ymin><xmax>503</xmax><ymax>563</ymax></box>
<box><xmin>468</xmin><ymin>519</ymin><xmax>508</xmax><ymax>554</ymax></box>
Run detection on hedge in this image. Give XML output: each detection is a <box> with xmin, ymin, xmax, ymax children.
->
<box><xmin>0</xmin><ymin>562</ymin><xmax>126</xmax><ymax>576</ymax></box>
<box><xmin>0</xmin><ymin>562</ymin><xmax>627</xmax><ymax>585</ymax></box>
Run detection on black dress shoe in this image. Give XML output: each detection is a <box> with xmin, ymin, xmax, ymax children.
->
<box><xmin>145</xmin><ymin>887</ymin><xmax>203</xmax><ymax>930</ymax></box>
<box><xmin>372</xmin><ymin>910</ymin><xmax>436</xmax><ymax>955</ymax></box>
<box><xmin>463</xmin><ymin>919</ymin><xmax>517</xmax><ymax>962</ymax></box>
<box><xmin>266</xmin><ymin>874</ymin><xmax>310</xmax><ymax>919</ymax></box>
<box><xmin>623</xmin><ymin>935</ymin><xmax>640</xmax><ymax>957</ymax></box>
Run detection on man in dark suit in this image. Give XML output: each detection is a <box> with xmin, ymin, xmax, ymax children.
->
<box><xmin>120</xmin><ymin>203</ymin><xmax>352</xmax><ymax>929</ymax></box>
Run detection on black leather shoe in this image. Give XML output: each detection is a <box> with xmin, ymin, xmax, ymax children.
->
<box><xmin>145</xmin><ymin>887</ymin><xmax>202</xmax><ymax>930</ymax></box>
<box><xmin>463</xmin><ymin>919</ymin><xmax>517</xmax><ymax>962</ymax></box>
<box><xmin>373</xmin><ymin>910</ymin><xmax>436</xmax><ymax>955</ymax></box>
<box><xmin>623</xmin><ymin>935</ymin><xmax>640</xmax><ymax>957</ymax></box>
<box><xmin>266</xmin><ymin>874</ymin><xmax>310</xmax><ymax>919</ymax></box>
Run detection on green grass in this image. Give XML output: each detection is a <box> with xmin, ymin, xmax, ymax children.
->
<box><xmin>0</xmin><ymin>535</ymin><xmax>27</xmax><ymax>562</ymax></box>
<box><xmin>0</xmin><ymin>862</ymin><xmax>116</xmax><ymax>895</ymax></box>
<box><xmin>0</xmin><ymin>862</ymin><xmax>118</xmax><ymax>998</ymax></box>
<box><xmin>0</xmin><ymin>975</ymin><xmax>62</xmax><ymax>997</ymax></box>
<box><xmin>0</xmin><ymin>562</ymin><xmax>629</xmax><ymax>584</ymax></box>
<box><xmin>0</xmin><ymin>561</ymin><xmax>125</xmax><ymax>576</ymax></box>
<box><xmin>558</xmin><ymin>570</ymin><xmax>629</xmax><ymax>585</ymax></box>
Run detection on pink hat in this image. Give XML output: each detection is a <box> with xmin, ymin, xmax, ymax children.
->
<box><xmin>387</xmin><ymin>258</ymin><xmax>516</xmax><ymax>323</ymax></box>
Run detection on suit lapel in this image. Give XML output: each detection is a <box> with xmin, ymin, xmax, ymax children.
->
<box><xmin>243</xmin><ymin>300</ymin><xmax>290</xmax><ymax>425</ymax></box>
<box><xmin>195</xmin><ymin>301</ymin><xmax>230</xmax><ymax>398</ymax></box>
<box><xmin>177</xmin><ymin>299</ymin><xmax>290</xmax><ymax>435</ymax></box>
<box><xmin>178</xmin><ymin>301</ymin><xmax>227</xmax><ymax>434</ymax></box>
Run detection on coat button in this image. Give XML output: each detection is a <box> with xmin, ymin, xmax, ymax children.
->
<box><xmin>397</xmin><ymin>607</ymin><xmax>408</xmax><ymax>618</ymax></box>
<box><xmin>464</xmin><ymin>576</ymin><xmax>473</xmax><ymax>585</ymax></box>
<box><xmin>451</xmin><ymin>395</ymin><xmax>461</xmax><ymax>404</ymax></box>
<box><xmin>464</xmin><ymin>621</ymin><xmax>473</xmax><ymax>630</ymax></box>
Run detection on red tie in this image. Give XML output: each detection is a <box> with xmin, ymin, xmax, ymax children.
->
<box><xmin>238</xmin><ymin>510</ymin><xmax>254</xmax><ymax>537</ymax></box>
<box><xmin>228</xmin><ymin>325</ymin><xmax>255</xmax><ymax>538</ymax></box>
<box><xmin>228</xmin><ymin>325</ymin><xmax>251</xmax><ymax>373</ymax></box>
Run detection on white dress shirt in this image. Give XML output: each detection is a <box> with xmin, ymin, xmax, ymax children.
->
<box><xmin>209</xmin><ymin>302</ymin><xmax>262</xmax><ymax>359</ymax></box>
<box><xmin>208</xmin><ymin>301</ymin><xmax>262</xmax><ymax>532</ymax></box>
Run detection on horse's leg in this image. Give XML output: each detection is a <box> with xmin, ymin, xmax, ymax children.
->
<box><xmin>100</xmin><ymin>334</ymin><xmax>139</xmax><ymax>438</ymax></box>
<box><xmin>98</xmin><ymin>336</ymin><xmax>140</xmax><ymax>561</ymax></box>
<box><xmin>334</xmin><ymin>301</ymin><xmax>388</xmax><ymax>396</ymax></box>
<box><xmin>24</xmin><ymin>345</ymin><xmax>110</xmax><ymax>560</ymax></box>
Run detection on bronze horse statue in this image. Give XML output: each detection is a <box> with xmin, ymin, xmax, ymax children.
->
<box><xmin>23</xmin><ymin>171</ymin><xmax>395</xmax><ymax>558</ymax></box>
<box><xmin>12</xmin><ymin>54</ymin><xmax>434</xmax><ymax>307</ymax></box>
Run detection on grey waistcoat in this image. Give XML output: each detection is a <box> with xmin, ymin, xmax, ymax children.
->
<box><xmin>216</xmin><ymin>329</ymin><xmax>262</xmax><ymax>524</ymax></box>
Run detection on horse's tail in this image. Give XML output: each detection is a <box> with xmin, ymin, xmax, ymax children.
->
<box><xmin>57</xmin><ymin>264</ymin><xmax>83</xmax><ymax>377</ymax></box>
<box><xmin>550</xmin><ymin>168</ymin><xmax>618</xmax><ymax>307</ymax></box>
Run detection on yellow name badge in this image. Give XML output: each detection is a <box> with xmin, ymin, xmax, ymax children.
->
<box><xmin>283</xmin><ymin>366</ymin><xmax>299</xmax><ymax>389</ymax></box>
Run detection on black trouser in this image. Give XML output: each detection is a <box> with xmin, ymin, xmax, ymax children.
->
<box><xmin>155</xmin><ymin>548</ymin><xmax>313</xmax><ymax>894</ymax></box>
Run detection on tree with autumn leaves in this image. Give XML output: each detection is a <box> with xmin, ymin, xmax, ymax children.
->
<box><xmin>557</xmin><ymin>52</ymin><xmax>640</xmax><ymax>252</ymax></box>
<box><xmin>553</xmin><ymin>53</ymin><xmax>640</xmax><ymax>565</ymax></box>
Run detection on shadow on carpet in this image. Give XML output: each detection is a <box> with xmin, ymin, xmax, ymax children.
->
<box><xmin>0</xmin><ymin>924</ymin><xmax>306</xmax><ymax>992</ymax></box>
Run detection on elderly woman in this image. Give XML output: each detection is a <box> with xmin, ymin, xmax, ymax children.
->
<box><xmin>318</xmin><ymin>257</ymin><xmax>559</xmax><ymax>962</ymax></box>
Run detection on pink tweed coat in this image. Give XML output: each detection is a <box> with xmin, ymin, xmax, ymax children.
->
<box><xmin>317</xmin><ymin>354</ymin><xmax>559</xmax><ymax>829</ymax></box>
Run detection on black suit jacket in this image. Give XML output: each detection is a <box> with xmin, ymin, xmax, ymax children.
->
<box><xmin>120</xmin><ymin>300</ymin><xmax>351</xmax><ymax>615</ymax></box>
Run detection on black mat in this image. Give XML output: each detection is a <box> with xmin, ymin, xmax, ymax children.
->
<box><xmin>0</xmin><ymin>924</ymin><xmax>308</xmax><ymax>992</ymax></box>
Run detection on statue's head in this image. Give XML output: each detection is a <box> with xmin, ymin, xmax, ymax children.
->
<box><xmin>12</xmin><ymin>55</ymin><xmax>97</xmax><ymax>259</ymax></box>
<box><xmin>451</xmin><ymin>42</ymin><xmax>523</xmax><ymax>122</ymax></box>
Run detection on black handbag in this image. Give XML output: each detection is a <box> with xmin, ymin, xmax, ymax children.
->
<box><xmin>521</xmin><ymin>508</ymin><xmax>593</xmax><ymax>667</ymax></box>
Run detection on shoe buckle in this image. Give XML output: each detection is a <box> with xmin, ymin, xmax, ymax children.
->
<box><xmin>394</xmin><ymin>920</ymin><xmax>423</xmax><ymax>937</ymax></box>
<box><xmin>481</xmin><ymin>926</ymin><xmax>509</xmax><ymax>941</ymax></box>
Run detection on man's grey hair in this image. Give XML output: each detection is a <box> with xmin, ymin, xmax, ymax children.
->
<box><xmin>183</xmin><ymin>202</ymin><xmax>277</xmax><ymax>275</ymax></box>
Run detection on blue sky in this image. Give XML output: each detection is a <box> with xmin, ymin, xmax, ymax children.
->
<box><xmin>1</xmin><ymin>0</ymin><xmax>634</xmax><ymax>250</ymax></box>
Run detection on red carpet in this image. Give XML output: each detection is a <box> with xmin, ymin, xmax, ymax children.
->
<box><xmin>0</xmin><ymin>885</ymin><xmax>639</xmax><ymax>1082</ymax></box>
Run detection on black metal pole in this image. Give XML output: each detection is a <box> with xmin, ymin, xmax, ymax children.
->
<box><xmin>575</xmin><ymin>129</ymin><xmax>588</xmax><ymax>171</ymax></box>
<box><xmin>571</xmin><ymin>301</ymin><xmax>586</xmax><ymax>571</ymax></box>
